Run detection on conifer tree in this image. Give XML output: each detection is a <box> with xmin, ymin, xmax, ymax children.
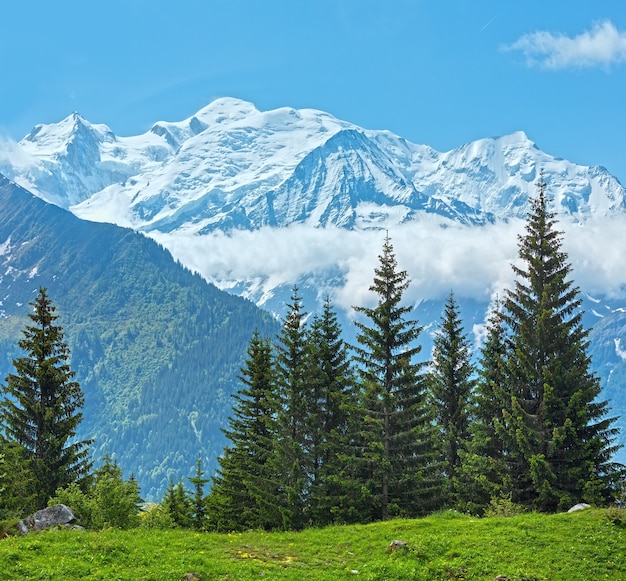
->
<box><xmin>305</xmin><ymin>297</ymin><xmax>357</xmax><ymax>525</ymax></box>
<box><xmin>353</xmin><ymin>233</ymin><xmax>440</xmax><ymax>521</ymax></box>
<box><xmin>274</xmin><ymin>287</ymin><xmax>311</xmax><ymax>529</ymax></box>
<box><xmin>456</xmin><ymin>301</ymin><xmax>510</xmax><ymax>514</ymax></box>
<box><xmin>0</xmin><ymin>288</ymin><xmax>92</xmax><ymax>508</ymax></box>
<box><xmin>162</xmin><ymin>479</ymin><xmax>193</xmax><ymax>528</ymax></box>
<box><xmin>498</xmin><ymin>179</ymin><xmax>620</xmax><ymax>511</ymax></box>
<box><xmin>188</xmin><ymin>457</ymin><xmax>209</xmax><ymax>530</ymax></box>
<box><xmin>429</xmin><ymin>291</ymin><xmax>475</xmax><ymax>506</ymax></box>
<box><xmin>207</xmin><ymin>331</ymin><xmax>283</xmax><ymax>531</ymax></box>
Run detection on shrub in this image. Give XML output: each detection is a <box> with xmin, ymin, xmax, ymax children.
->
<box><xmin>139</xmin><ymin>503</ymin><xmax>177</xmax><ymax>529</ymax></box>
<box><xmin>484</xmin><ymin>493</ymin><xmax>526</xmax><ymax>518</ymax></box>
<box><xmin>604</xmin><ymin>506</ymin><xmax>626</xmax><ymax>526</ymax></box>
<box><xmin>51</xmin><ymin>455</ymin><xmax>142</xmax><ymax>529</ymax></box>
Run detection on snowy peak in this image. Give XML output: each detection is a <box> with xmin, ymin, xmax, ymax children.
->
<box><xmin>23</xmin><ymin>112</ymin><xmax>114</xmax><ymax>153</ymax></box>
<box><xmin>193</xmin><ymin>97</ymin><xmax>260</xmax><ymax>125</ymax></box>
<box><xmin>1</xmin><ymin>98</ymin><xmax>625</xmax><ymax>232</ymax></box>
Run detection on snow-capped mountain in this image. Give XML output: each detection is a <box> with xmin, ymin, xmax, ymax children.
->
<box><xmin>2</xmin><ymin>97</ymin><xmax>624</xmax><ymax>238</ymax></box>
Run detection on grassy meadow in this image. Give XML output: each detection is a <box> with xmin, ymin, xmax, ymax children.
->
<box><xmin>0</xmin><ymin>509</ymin><xmax>624</xmax><ymax>580</ymax></box>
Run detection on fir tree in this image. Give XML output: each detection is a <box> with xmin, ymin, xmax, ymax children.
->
<box><xmin>207</xmin><ymin>332</ymin><xmax>283</xmax><ymax>531</ymax></box>
<box><xmin>429</xmin><ymin>291</ymin><xmax>475</xmax><ymax>506</ymax></box>
<box><xmin>162</xmin><ymin>479</ymin><xmax>193</xmax><ymax>528</ymax></box>
<box><xmin>353</xmin><ymin>233</ymin><xmax>440</xmax><ymax>521</ymax></box>
<box><xmin>305</xmin><ymin>297</ymin><xmax>357</xmax><ymax>525</ymax></box>
<box><xmin>188</xmin><ymin>457</ymin><xmax>209</xmax><ymax>530</ymax></box>
<box><xmin>499</xmin><ymin>179</ymin><xmax>621</xmax><ymax>511</ymax></box>
<box><xmin>456</xmin><ymin>300</ymin><xmax>510</xmax><ymax>514</ymax></box>
<box><xmin>0</xmin><ymin>288</ymin><xmax>92</xmax><ymax>508</ymax></box>
<box><xmin>274</xmin><ymin>287</ymin><xmax>311</xmax><ymax>529</ymax></box>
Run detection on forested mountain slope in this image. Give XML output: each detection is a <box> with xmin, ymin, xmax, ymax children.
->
<box><xmin>0</xmin><ymin>175</ymin><xmax>279</xmax><ymax>498</ymax></box>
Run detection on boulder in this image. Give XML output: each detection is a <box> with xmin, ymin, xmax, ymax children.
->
<box><xmin>17</xmin><ymin>504</ymin><xmax>76</xmax><ymax>535</ymax></box>
<box><xmin>389</xmin><ymin>539</ymin><xmax>408</xmax><ymax>552</ymax></box>
<box><xmin>567</xmin><ymin>503</ymin><xmax>591</xmax><ymax>513</ymax></box>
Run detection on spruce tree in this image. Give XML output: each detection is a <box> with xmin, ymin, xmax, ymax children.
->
<box><xmin>162</xmin><ymin>479</ymin><xmax>193</xmax><ymax>528</ymax></box>
<box><xmin>305</xmin><ymin>297</ymin><xmax>357</xmax><ymax>525</ymax></box>
<box><xmin>353</xmin><ymin>233</ymin><xmax>440</xmax><ymax>520</ymax></box>
<box><xmin>188</xmin><ymin>457</ymin><xmax>209</xmax><ymax>530</ymax></box>
<box><xmin>0</xmin><ymin>288</ymin><xmax>92</xmax><ymax>508</ymax></box>
<box><xmin>499</xmin><ymin>179</ymin><xmax>621</xmax><ymax>511</ymax></box>
<box><xmin>207</xmin><ymin>331</ymin><xmax>282</xmax><ymax>531</ymax></box>
<box><xmin>429</xmin><ymin>291</ymin><xmax>475</xmax><ymax>506</ymax></box>
<box><xmin>456</xmin><ymin>301</ymin><xmax>510</xmax><ymax>514</ymax></box>
<box><xmin>274</xmin><ymin>287</ymin><xmax>311</xmax><ymax>529</ymax></box>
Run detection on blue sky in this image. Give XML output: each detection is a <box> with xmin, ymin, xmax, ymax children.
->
<box><xmin>2</xmin><ymin>0</ymin><xmax>626</xmax><ymax>182</ymax></box>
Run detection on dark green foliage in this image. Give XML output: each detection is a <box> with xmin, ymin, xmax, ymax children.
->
<box><xmin>0</xmin><ymin>439</ymin><xmax>38</xmax><ymax>518</ymax></box>
<box><xmin>207</xmin><ymin>332</ymin><xmax>284</xmax><ymax>532</ymax></box>
<box><xmin>162</xmin><ymin>479</ymin><xmax>193</xmax><ymax>529</ymax></box>
<box><xmin>497</xmin><ymin>180</ymin><xmax>621</xmax><ymax>511</ymax></box>
<box><xmin>188</xmin><ymin>457</ymin><xmax>209</xmax><ymax>530</ymax></box>
<box><xmin>1</xmin><ymin>288</ymin><xmax>92</xmax><ymax>508</ymax></box>
<box><xmin>429</xmin><ymin>291</ymin><xmax>475</xmax><ymax>506</ymax></box>
<box><xmin>305</xmin><ymin>297</ymin><xmax>358</xmax><ymax>526</ymax></box>
<box><xmin>456</xmin><ymin>302</ymin><xmax>510</xmax><ymax>514</ymax></box>
<box><xmin>352</xmin><ymin>233</ymin><xmax>440</xmax><ymax>521</ymax></box>
<box><xmin>274</xmin><ymin>287</ymin><xmax>311</xmax><ymax>530</ymax></box>
<box><xmin>51</xmin><ymin>454</ymin><xmax>142</xmax><ymax>529</ymax></box>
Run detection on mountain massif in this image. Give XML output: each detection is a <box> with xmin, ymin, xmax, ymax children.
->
<box><xmin>2</xmin><ymin>97</ymin><xmax>624</xmax><ymax>234</ymax></box>
<box><xmin>1</xmin><ymin>97</ymin><xmax>626</xmax><ymax>480</ymax></box>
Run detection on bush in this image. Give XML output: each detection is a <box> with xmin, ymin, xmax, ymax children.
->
<box><xmin>604</xmin><ymin>506</ymin><xmax>626</xmax><ymax>526</ymax></box>
<box><xmin>484</xmin><ymin>493</ymin><xmax>526</xmax><ymax>518</ymax></box>
<box><xmin>51</xmin><ymin>455</ymin><xmax>142</xmax><ymax>530</ymax></box>
<box><xmin>139</xmin><ymin>503</ymin><xmax>177</xmax><ymax>529</ymax></box>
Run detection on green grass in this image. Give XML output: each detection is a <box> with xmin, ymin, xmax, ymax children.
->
<box><xmin>0</xmin><ymin>509</ymin><xmax>624</xmax><ymax>580</ymax></box>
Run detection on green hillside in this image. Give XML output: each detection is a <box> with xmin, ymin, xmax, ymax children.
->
<box><xmin>0</xmin><ymin>509</ymin><xmax>624</xmax><ymax>580</ymax></box>
<box><xmin>0</xmin><ymin>176</ymin><xmax>280</xmax><ymax>498</ymax></box>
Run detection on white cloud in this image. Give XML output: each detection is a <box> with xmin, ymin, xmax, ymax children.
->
<box><xmin>561</xmin><ymin>215</ymin><xmax>626</xmax><ymax>298</ymax></box>
<box><xmin>151</xmin><ymin>217</ymin><xmax>524</xmax><ymax>313</ymax></box>
<box><xmin>0</xmin><ymin>135</ymin><xmax>36</xmax><ymax>174</ymax></box>
<box><xmin>505</xmin><ymin>20</ymin><xmax>626</xmax><ymax>70</ymax></box>
<box><xmin>150</xmin><ymin>212</ymin><xmax>626</xmax><ymax>318</ymax></box>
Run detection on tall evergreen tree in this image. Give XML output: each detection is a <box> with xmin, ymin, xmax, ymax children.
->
<box><xmin>207</xmin><ymin>332</ymin><xmax>283</xmax><ymax>531</ymax></box>
<box><xmin>162</xmin><ymin>478</ymin><xmax>193</xmax><ymax>528</ymax></box>
<box><xmin>0</xmin><ymin>288</ymin><xmax>92</xmax><ymax>508</ymax></box>
<box><xmin>274</xmin><ymin>287</ymin><xmax>311</xmax><ymax>529</ymax></box>
<box><xmin>498</xmin><ymin>179</ymin><xmax>621</xmax><ymax>511</ymax></box>
<box><xmin>353</xmin><ymin>233</ymin><xmax>440</xmax><ymax>521</ymax></box>
<box><xmin>305</xmin><ymin>297</ymin><xmax>357</xmax><ymax>525</ymax></box>
<box><xmin>188</xmin><ymin>457</ymin><xmax>209</xmax><ymax>530</ymax></box>
<box><xmin>456</xmin><ymin>300</ymin><xmax>510</xmax><ymax>514</ymax></box>
<box><xmin>429</xmin><ymin>291</ymin><xmax>475</xmax><ymax>506</ymax></box>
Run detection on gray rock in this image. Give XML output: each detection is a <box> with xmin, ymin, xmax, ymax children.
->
<box><xmin>389</xmin><ymin>539</ymin><xmax>408</xmax><ymax>552</ymax></box>
<box><xmin>567</xmin><ymin>502</ymin><xmax>591</xmax><ymax>513</ymax></box>
<box><xmin>17</xmin><ymin>504</ymin><xmax>76</xmax><ymax>535</ymax></box>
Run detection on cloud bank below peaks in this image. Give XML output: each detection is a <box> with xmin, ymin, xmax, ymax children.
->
<box><xmin>150</xmin><ymin>213</ymin><xmax>626</xmax><ymax>314</ymax></box>
<box><xmin>505</xmin><ymin>20</ymin><xmax>626</xmax><ymax>70</ymax></box>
